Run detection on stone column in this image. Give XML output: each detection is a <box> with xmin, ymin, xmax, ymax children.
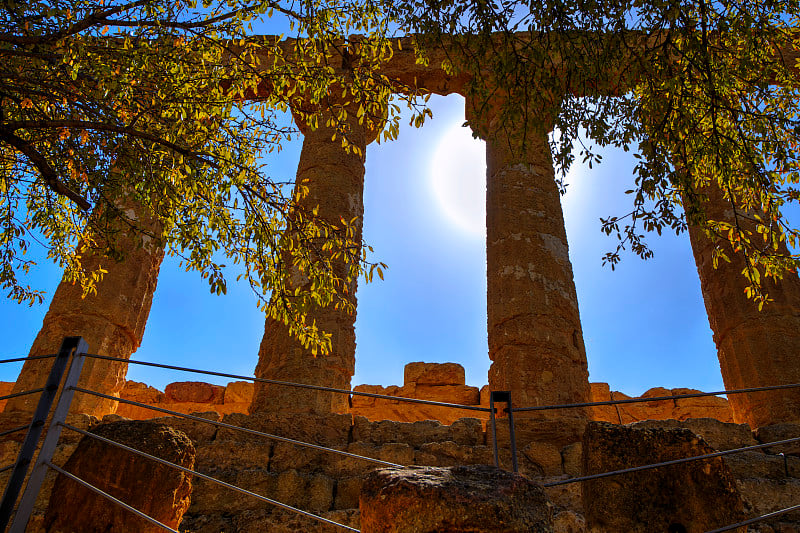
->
<box><xmin>250</xmin><ymin>107</ymin><xmax>378</xmax><ymax>415</ymax></box>
<box><xmin>5</xmin><ymin>204</ymin><xmax>163</xmax><ymax>416</ymax></box>
<box><xmin>467</xmin><ymin>96</ymin><xmax>590</xmax><ymax>418</ymax></box>
<box><xmin>686</xmin><ymin>186</ymin><xmax>800</xmax><ymax>428</ymax></box>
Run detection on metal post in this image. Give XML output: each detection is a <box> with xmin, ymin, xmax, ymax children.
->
<box><xmin>0</xmin><ymin>337</ymin><xmax>88</xmax><ymax>532</ymax></box>
<box><xmin>489</xmin><ymin>392</ymin><xmax>500</xmax><ymax>468</ymax></box>
<box><xmin>505</xmin><ymin>392</ymin><xmax>518</xmax><ymax>473</ymax></box>
<box><xmin>488</xmin><ymin>391</ymin><xmax>518</xmax><ymax>472</ymax></box>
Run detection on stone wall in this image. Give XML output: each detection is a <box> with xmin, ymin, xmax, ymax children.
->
<box><xmin>13</xmin><ymin>361</ymin><xmax>731</xmax><ymax>425</ymax></box>
<box><xmin>4</xmin><ymin>411</ymin><xmax>798</xmax><ymax>532</ymax></box>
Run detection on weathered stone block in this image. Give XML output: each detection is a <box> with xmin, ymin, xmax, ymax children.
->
<box><xmin>403</xmin><ymin>362</ymin><xmax>465</xmax><ymax>386</ymax></box>
<box><xmin>553</xmin><ymin>510</ymin><xmax>586</xmax><ymax>533</ymax></box>
<box><xmin>165</xmin><ymin>381</ymin><xmax>225</xmax><ymax>404</ymax></box>
<box><xmin>450</xmin><ymin>417</ymin><xmax>485</xmax><ymax>445</ymax></box>
<box><xmin>413</xmin><ymin>384</ymin><xmax>480</xmax><ymax>405</ymax></box>
<box><xmin>120</xmin><ymin>380</ymin><xmax>164</xmax><ymax>404</ymax></box>
<box><xmin>561</xmin><ymin>442</ymin><xmax>583</xmax><ymax>477</ymax></box>
<box><xmin>756</xmin><ymin>423</ymin><xmax>800</xmax><ymax>456</ymax></box>
<box><xmin>149</xmin><ymin>412</ymin><xmax>219</xmax><ymax>443</ymax></box>
<box><xmin>360</xmin><ymin>465</ymin><xmax>553</xmax><ymax>532</ymax></box>
<box><xmin>353</xmin><ymin>418</ymin><xmax>451</xmax><ymax>447</ymax></box>
<box><xmin>224</xmin><ymin>381</ymin><xmax>254</xmax><ymax>404</ymax></box>
<box><xmin>414</xmin><ymin>441</ymin><xmax>493</xmax><ymax>467</ymax></box>
<box><xmin>44</xmin><ymin>421</ymin><xmax>194</xmax><ymax>532</ymax></box>
<box><xmin>582</xmin><ymin>421</ymin><xmax>747</xmax><ymax>533</ymax></box>
<box><xmin>633</xmin><ymin>418</ymin><xmax>756</xmax><ymax>451</ymax></box>
<box><xmin>520</xmin><ymin>441</ymin><xmax>563</xmax><ymax>477</ymax></box>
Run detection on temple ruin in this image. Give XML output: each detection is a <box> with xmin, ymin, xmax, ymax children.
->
<box><xmin>3</xmin><ymin>33</ymin><xmax>800</xmax><ymax>533</ymax></box>
<box><xmin>6</xmin><ymin>35</ymin><xmax>800</xmax><ymax>429</ymax></box>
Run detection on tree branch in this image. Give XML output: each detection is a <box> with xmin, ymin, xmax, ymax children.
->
<box><xmin>0</xmin><ymin>129</ymin><xmax>91</xmax><ymax>210</ymax></box>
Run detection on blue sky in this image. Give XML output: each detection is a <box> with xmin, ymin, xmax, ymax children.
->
<box><xmin>0</xmin><ymin>94</ymin><xmax>726</xmax><ymax>398</ymax></box>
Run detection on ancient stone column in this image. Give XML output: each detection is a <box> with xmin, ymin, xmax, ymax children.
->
<box><xmin>467</xmin><ymin>96</ymin><xmax>590</xmax><ymax>418</ymax></box>
<box><xmin>251</xmin><ymin>107</ymin><xmax>378</xmax><ymax>415</ymax></box>
<box><xmin>687</xmin><ymin>186</ymin><xmax>800</xmax><ymax>428</ymax></box>
<box><xmin>5</xmin><ymin>204</ymin><xmax>163</xmax><ymax>416</ymax></box>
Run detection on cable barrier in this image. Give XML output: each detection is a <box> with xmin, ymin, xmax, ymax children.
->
<box><xmin>0</xmin><ymin>337</ymin><xmax>798</xmax><ymax>533</ymax></box>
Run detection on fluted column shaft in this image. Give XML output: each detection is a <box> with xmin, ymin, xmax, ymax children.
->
<box><xmin>687</xmin><ymin>186</ymin><xmax>800</xmax><ymax>428</ymax></box>
<box><xmin>6</xmin><ymin>204</ymin><xmax>163</xmax><ymax>416</ymax></box>
<box><xmin>468</xmin><ymin>97</ymin><xmax>590</xmax><ymax>418</ymax></box>
<box><xmin>251</xmin><ymin>110</ymin><xmax>375</xmax><ymax>415</ymax></box>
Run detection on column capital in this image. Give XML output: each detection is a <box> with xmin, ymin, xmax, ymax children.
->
<box><xmin>290</xmin><ymin>92</ymin><xmax>387</xmax><ymax>146</ymax></box>
<box><xmin>464</xmin><ymin>90</ymin><xmax>559</xmax><ymax>146</ymax></box>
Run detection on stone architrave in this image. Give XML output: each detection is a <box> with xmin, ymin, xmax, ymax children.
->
<box><xmin>250</xmin><ymin>105</ymin><xmax>380</xmax><ymax>415</ymax></box>
<box><xmin>686</xmin><ymin>186</ymin><xmax>800</xmax><ymax>428</ymax></box>
<box><xmin>466</xmin><ymin>96</ymin><xmax>591</xmax><ymax>417</ymax></box>
<box><xmin>5</xmin><ymin>202</ymin><xmax>164</xmax><ymax>416</ymax></box>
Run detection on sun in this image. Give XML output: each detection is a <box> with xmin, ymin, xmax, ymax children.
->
<box><xmin>429</xmin><ymin>122</ymin><xmax>487</xmax><ymax>238</ymax></box>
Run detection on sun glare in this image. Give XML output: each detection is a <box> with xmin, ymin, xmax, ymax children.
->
<box><xmin>430</xmin><ymin>122</ymin><xmax>487</xmax><ymax>237</ymax></box>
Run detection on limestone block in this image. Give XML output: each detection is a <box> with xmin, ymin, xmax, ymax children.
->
<box><xmin>334</xmin><ymin>476</ymin><xmax>363</xmax><ymax>510</ymax></box>
<box><xmin>360</xmin><ymin>465</ymin><xmax>554</xmax><ymax>533</ymax></box>
<box><xmin>189</xmin><ymin>471</ymin><xmax>245</xmax><ymax>513</ymax></box>
<box><xmin>270</xmin><ymin>441</ymin><xmax>329</xmax><ymax>473</ymax></box>
<box><xmin>520</xmin><ymin>441</ymin><xmax>564</xmax><ymax>477</ymax></box>
<box><xmin>633</xmin><ymin>418</ymin><xmax>757</xmax><ymax>451</ymax></box>
<box><xmin>553</xmin><ymin>510</ymin><xmax>586</xmax><ymax>533</ymax></box>
<box><xmin>756</xmin><ymin>423</ymin><xmax>800</xmax><ymax>456</ymax></box>
<box><xmin>480</xmin><ymin>385</ymin><xmax>492</xmax><ymax>407</ymax></box>
<box><xmin>413</xmin><ymin>384</ymin><xmax>480</xmax><ymax>404</ymax></box>
<box><xmin>588</xmin><ymin>383</ymin><xmax>619</xmax><ymax>423</ymax></box>
<box><xmin>352</xmin><ymin>418</ymin><xmax>451</xmax><ymax>447</ymax></box>
<box><xmin>544</xmin><ymin>483</ymin><xmax>583</xmax><ymax>514</ymax></box>
<box><xmin>723</xmin><ymin>451</ymin><xmax>800</xmax><ymax>480</ymax></box>
<box><xmin>219</xmin><ymin>412</ymin><xmax>352</xmax><ymax>448</ymax></box>
<box><xmin>165</xmin><ymin>381</ymin><xmax>225</xmax><ymax>404</ymax></box>
<box><xmin>224</xmin><ymin>381</ymin><xmax>254</xmax><ymax>404</ymax></box>
<box><xmin>672</xmin><ymin>388</ymin><xmax>734</xmax><ymax>422</ymax></box>
<box><xmin>403</xmin><ymin>362</ymin><xmax>465</xmax><ymax>386</ymax></box>
<box><xmin>43</xmin><ymin>421</ymin><xmax>194</xmax><ymax>533</ymax></box>
<box><xmin>414</xmin><ymin>441</ymin><xmax>493</xmax><ymax>467</ymax></box>
<box><xmin>561</xmin><ymin>442</ymin><xmax>583</xmax><ymax>477</ymax></box>
<box><xmin>148</xmin><ymin>412</ymin><xmax>220</xmax><ymax>443</ymax></box>
<box><xmin>494</xmin><ymin>417</ymin><xmax>587</xmax><ymax>449</ymax></box>
<box><xmin>193</xmin><ymin>438</ymin><xmax>273</xmax><ymax>472</ymax></box>
<box><xmin>630</xmin><ymin>387</ymin><xmax>675</xmax><ymax>420</ymax></box>
<box><xmin>120</xmin><ymin>380</ymin><xmax>164</xmax><ymax>404</ymax></box>
<box><xmin>351</xmin><ymin>385</ymin><xmax>385</xmax><ymax>408</ymax></box>
<box><xmin>326</xmin><ymin>442</ymin><xmax>413</xmax><ymax>478</ymax></box>
<box><xmin>0</xmin><ymin>381</ymin><xmax>13</xmax><ymax>411</ymax></box>
<box><xmin>450</xmin><ymin>417</ymin><xmax>485</xmax><ymax>445</ymax></box>
<box><xmin>735</xmin><ymin>478</ymin><xmax>800</xmax><ymax>520</ymax></box>
<box><xmin>582</xmin><ymin>421</ymin><xmax>747</xmax><ymax>533</ymax></box>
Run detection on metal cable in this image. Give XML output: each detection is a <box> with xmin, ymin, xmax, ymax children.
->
<box><xmin>83</xmin><ymin>353</ymin><xmax>491</xmax><ymax>412</ymax></box>
<box><xmin>513</xmin><ymin>382</ymin><xmax>800</xmax><ymax>412</ymax></box>
<box><xmin>0</xmin><ymin>424</ymin><xmax>30</xmax><ymax>438</ymax></box>
<box><xmin>71</xmin><ymin>387</ymin><xmax>401</xmax><ymax>468</ymax></box>
<box><xmin>0</xmin><ymin>388</ymin><xmax>45</xmax><ymax>403</ymax></box>
<box><xmin>59</xmin><ymin>423</ymin><xmax>360</xmax><ymax>533</ymax></box>
<box><xmin>0</xmin><ymin>354</ymin><xmax>57</xmax><ymax>365</ymax></box>
<box><xmin>704</xmin><ymin>503</ymin><xmax>800</xmax><ymax>532</ymax></box>
<box><xmin>544</xmin><ymin>435</ymin><xmax>800</xmax><ymax>487</ymax></box>
<box><xmin>0</xmin><ymin>464</ymin><xmax>13</xmax><ymax>474</ymax></box>
<box><xmin>44</xmin><ymin>461</ymin><xmax>178</xmax><ymax>532</ymax></box>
